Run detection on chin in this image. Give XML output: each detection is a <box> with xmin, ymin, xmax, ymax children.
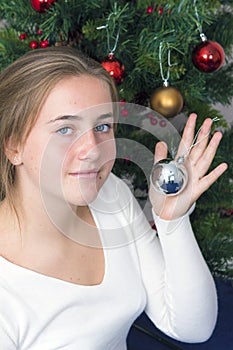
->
<box><xmin>64</xmin><ymin>185</ymin><xmax>101</xmax><ymax>207</ymax></box>
<box><xmin>71</xmin><ymin>195</ymin><xmax>98</xmax><ymax>207</ymax></box>
<box><xmin>63</xmin><ymin>168</ymin><xmax>111</xmax><ymax>206</ymax></box>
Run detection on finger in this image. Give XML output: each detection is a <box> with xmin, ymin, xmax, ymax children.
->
<box><xmin>189</xmin><ymin>118</ymin><xmax>213</xmax><ymax>163</ymax></box>
<box><xmin>196</xmin><ymin>162</ymin><xmax>228</xmax><ymax>197</ymax></box>
<box><xmin>154</xmin><ymin>141</ymin><xmax>168</xmax><ymax>163</ymax></box>
<box><xmin>176</xmin><ymin>113</ymin><xmax>197</xmax><ymax>158</ymax></box>
<box><xmin>196</xmin><ymin>131</ymin><xmax>223</xmax><ymax>178</ymax></box>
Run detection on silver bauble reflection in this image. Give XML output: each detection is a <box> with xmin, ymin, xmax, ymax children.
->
<box><xmin>150</xmin><ymin>158</ymin><xmax>188</xmax><ymax>196</ymax></box>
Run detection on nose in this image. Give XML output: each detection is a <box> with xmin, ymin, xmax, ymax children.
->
<box><xmin>75</xmin><ymin>130</ymin><xmax>101</xmax><ymax>161</ymax></box>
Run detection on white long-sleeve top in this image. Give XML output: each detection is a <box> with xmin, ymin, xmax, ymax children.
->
<box><xmin>0</xmin><ymin>173</ymin><xmax>217</xmax><ymax>350</ymax></box>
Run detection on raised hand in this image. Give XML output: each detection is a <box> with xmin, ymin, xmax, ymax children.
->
<box><xmin>149</xmin><ymin>113</ymin><xmax>228</xmax><ymax>220</ymax></box>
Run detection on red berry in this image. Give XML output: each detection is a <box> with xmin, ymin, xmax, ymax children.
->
<box><xmin>147</xmin><ymin>6</ymin><xmax>153</xmax><ymax>14</ymax></box>
<box><xmin>159</xmin><ymin>120</ymin><xmax>167</xmax><ymax>127</ymax></box>
<box><xmin>19</xmin><ymin>33</ymin><xmax>27</xmax><ymax>40</ymax></box>
<box><xmin>40</xmin><ymin>40</ymin><xmax>49</xmax><ymax>48</ymax></box>
<box><xmin>29</xmin><ymin>41</ymin><xmax>38</xmax><ymax>49</ymax></box>
<box><xmin>159</xmin><ymin>7</ymin><xmax>163</xmax><ymax>15</ymax></box>
<box><xmin>121</xmin><ymin>109</ymin><xmax>129</xmax><ymax>117</ymax></box>
<box><xmin>150</xmin><ymin>118</ymin><xmax>158</xmax><ymax>125</ymax></box>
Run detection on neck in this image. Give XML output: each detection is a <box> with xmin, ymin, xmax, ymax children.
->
<box><xmin>1</xmin><ymin>186</ymin><xmax>100</xmax><ymax>252</ymax></box>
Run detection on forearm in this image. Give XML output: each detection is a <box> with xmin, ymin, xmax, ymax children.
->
<box><xmin>145</xmin><ymin>209</ymin><xmax>217</xmax><ymax>343</ymax></box>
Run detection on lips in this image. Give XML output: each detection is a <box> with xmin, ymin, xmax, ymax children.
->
<box><xmin>69</xmin><ymin>169</ymin><xmax>99</xmax><ymax>179</ymax></box>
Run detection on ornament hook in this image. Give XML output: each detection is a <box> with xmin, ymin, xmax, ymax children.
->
<box><xmin>193</xmin><ymin>0</ymin><xmax>207</xmax><ymax>41</ymax></box>
<box><xmin>96</xmin><ymin>6</ymin><xmax>121</xmax><ymax>54</ymax></box>
<box><xmin>159</xmin><ymin>42</ymin><xmax>172</xmax><ymax>86</ymax></box>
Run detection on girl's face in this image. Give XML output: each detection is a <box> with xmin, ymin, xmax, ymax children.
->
<box><xmin>18</xmin><ymin>75</ymin><xmax>116</xmax><ymax>207</ymax></box>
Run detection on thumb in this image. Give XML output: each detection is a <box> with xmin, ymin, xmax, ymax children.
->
<box><xmin>154</xmin><ymin>141</ymin><xmax>168</xmax><ymax>163</ymax></box>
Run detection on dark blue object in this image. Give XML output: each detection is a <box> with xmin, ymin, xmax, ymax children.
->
<box><xmin>127</xmin><ymin>279</ymin><xmax>233</xmax><ymax>350</ymax></box>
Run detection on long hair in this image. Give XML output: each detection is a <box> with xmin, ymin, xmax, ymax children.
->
<box><xmin>0</xmin><ymin>46</ymin><xmax>118</xmax><ymax>205</ymax></box>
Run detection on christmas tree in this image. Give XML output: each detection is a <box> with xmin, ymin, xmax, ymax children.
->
<box><xmin>0</xmin><ymin>0</ymin><xmax>232</xmax><ymax>279</ymax></box>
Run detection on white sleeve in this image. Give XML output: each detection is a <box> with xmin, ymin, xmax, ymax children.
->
<box><xmin>133</xmin><ymin>199</ymin><xmax>218</xmax><ymax>343</ymax></box>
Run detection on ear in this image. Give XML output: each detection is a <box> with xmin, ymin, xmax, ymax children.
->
<box><xmin>5</xmin><ymin>137</ymin><xmax>23</xmax><ymax>166</ymax></box>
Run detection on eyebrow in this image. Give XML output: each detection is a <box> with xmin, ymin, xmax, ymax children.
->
<box><xmin>47</xmin><ymin>112</ymin><xmax>114</xmax><ymax>124</ymax></box>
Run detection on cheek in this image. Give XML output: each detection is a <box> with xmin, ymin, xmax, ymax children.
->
<box><xmin>98</xmin><ymin>138</ymin><xmax>116</xmax><ymax>167</ymax></box>
<box><xmin>42</xmin><ymin>138</ymin><xmax>72</xmax><ymax>171</ymax></box>
<box><xmin>21</xmin><ymin>141</ymin><xmax>43</xmax><ymax>176</ymax></box>
<box><xmin>105</xmin><ymin>138</ymin><xmax>116</xmax><ymax>157</ymax></box>
<box><xmin>34</xmin><ymin>138</ymin><xmax>72</xmax><ymax>194</ymax></box>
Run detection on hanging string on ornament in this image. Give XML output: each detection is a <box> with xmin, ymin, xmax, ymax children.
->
<box><xmin>192</xmin><ymin>0</ymin><xmax>224</xmax><ymax>73</ymax></box>
<box><xmin>150</xmin><ymin>42</ymin><xmax>183</xmax><ymax>119</ymax></box>
<box><xmin>97</xmin><ymin>10</ymin><xmax>125</xmax><ymax>85</ymax></box>
<box><xmin>150</xmin><ymin>117</ymin><xmax>219</xmax><ymax>196</ymax></box>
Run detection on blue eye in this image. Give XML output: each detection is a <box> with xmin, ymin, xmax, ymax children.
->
<box><xmin>57</xmin><ymin>127</ymin><xmax>73</xmax><ymax>135</ymax></box>
<box><xmin>95</xmin><ymin>124</ymin><xmax>111</xmax><ymax>132</ymax></box>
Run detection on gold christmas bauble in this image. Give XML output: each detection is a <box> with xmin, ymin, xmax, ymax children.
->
<box><xmin>150</xmin><ymin>86</ymin><xmax>184</xmax><ymax>118</ymax></box>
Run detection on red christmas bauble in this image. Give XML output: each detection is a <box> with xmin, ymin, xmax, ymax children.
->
<box><xmin>101</xmin><ymin>53</ymin><xmax>125</xmax><ymax>85</ymax></box>
<box><xmin>30</xmin><ymin>0</ymin><xmax>56</xmax><ymax>13</ymax></box>
<box><xmin>192</xmin><ymin>40</ymin><xmax>225</xmax><ymax>73</ymax></box>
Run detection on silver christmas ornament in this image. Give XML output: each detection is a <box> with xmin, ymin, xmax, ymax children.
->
<box><xmin>150</xmin><ymin>117</ymin><xmax>219</xmax><ymax>196</ymax></box>
<box><xmin>150</xmin><ymin>158</ymin><xmax>188</xmax><ymax>196</ymax></box>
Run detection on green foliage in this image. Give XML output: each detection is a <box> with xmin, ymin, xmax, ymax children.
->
<box><xmin>193</xmin><ymin>212</ymin><xmax>233</xmax><ymax>279</ymax></box>
<box><xmin>0</xmin><ymin>1</ymin><xmax>233</xmax><ymax>107</ymax></box>
<box><xmin>0</xmin><ymin>28</ymin><xmax>29</xmax><ymax>66</ymax></box>
<box><xmin>191</xmin><ymin>125</ymin><xmax>233</xmax><ymax>280</ymax></box>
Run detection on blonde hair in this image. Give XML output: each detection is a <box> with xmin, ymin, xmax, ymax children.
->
<box><xmin>0</xmin><ymin>46</ymin><xmax>118</xmax><ymax>205</ymax></box>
